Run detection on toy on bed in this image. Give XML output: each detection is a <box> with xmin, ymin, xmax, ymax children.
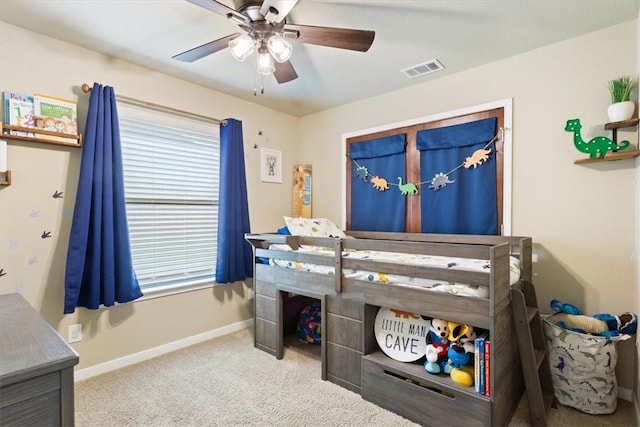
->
<box><xmin>424</xmin><ymin>318</ymin><xmax>450</xmax><ymax>375</ymax></box>
<box><xmin>445</xmin><ymin>321</ymin><xmax>477</xmax><ymax>387</ymax></box>
<box><xmin>549</xmin><ymin>298</ymin><xmax>637</xmax><ymax>337</ymax></box>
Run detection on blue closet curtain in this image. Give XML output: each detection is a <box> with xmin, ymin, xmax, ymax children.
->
<box><xmin>417</xmin><ymin>117</ymin><xmax>498</xmax><ymax>235</ymax></box>
<box><xmin>64</xmin><ymin>83</ymin><xmax>142</xmax><ymax>314</ymax></box>
<box><xmin>215</xmin><ymin>118</ymin><xmax>253</xmax><ymax>283</ymax></box>
<box><xmin>349</xmin><ymin>134</ymin><xmax>406</xmax><ymax>231</ymax></box>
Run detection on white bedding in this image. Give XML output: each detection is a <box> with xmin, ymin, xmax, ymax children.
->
<box><xmin>267</xmin><ymin>244</ymin><xmax>521</xmax><ymax>299</ymax></box>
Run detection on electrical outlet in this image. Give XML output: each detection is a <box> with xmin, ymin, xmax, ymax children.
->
<box><xmin>68</xmin><ymin>324</ymin><xmax>82</xmax><ymax>343</ymax></box>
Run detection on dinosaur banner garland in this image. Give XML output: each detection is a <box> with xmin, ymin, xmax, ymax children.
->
<box><xmin>351</xmin><ymin>132</ymin><xmax>500</xmax><ymax>196</ymax></box>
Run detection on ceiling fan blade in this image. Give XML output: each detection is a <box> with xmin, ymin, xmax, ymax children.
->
<box><xmin>274</xmin><ymin>60</ymin><xmax>298</xmax><ymax>84</ymax></box>
<box><xmin>173</xmin><ymin>33</ymin><xmax>241</xmax><ymax>62</ymax></box>
<box><xmin>186</xmin><ymin>0</ymin><xmax>249</xmax><ymax>23</ymax></box>
<box><xmin>284</xmin><ymin>24</ymin><xmax>375</xmax><ymax>52</ymax></box>
<box><xmin>260</xmin><ymin>0</ymin><xmax>299</xmax><ymax>23</ymax></box>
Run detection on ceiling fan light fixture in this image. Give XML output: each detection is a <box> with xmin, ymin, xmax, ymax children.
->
<box><xmin>229</xmin><ymin>34</ymin><xmax>256</xmax><ymax>62</ymax></box>
<box><xmin>267</xmin><ymin>35</ymin><xmax>292</xmax><ymax>63</ymax></box>
<box><xmin>256</xmin><ymin>49</ymin><xmax>275</xmax><ymax>75</ymax></box>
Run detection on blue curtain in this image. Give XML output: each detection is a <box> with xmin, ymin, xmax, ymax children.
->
<box><xmin>417</xmin><ymin>117</ymin><xmax>498</xmax><ymax>235</ymax></box>
<box><xmin>215</xmin><ymin>118</ymin><xmax>253</xmax><ymax>283</ymax></box>
<box><xmin>64</xmin><ymin>83</ymin><xmax>142</xmax><ymax>314</ymax></box>
<box><xmin>349</xmin><ymin>134</ymin><xmax>406</xmax><ymax>231</ymax></box>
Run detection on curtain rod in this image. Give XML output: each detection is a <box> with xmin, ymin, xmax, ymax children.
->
<box><xmin>81</xmin><ymin>84</ymin><xmax>226</xmax><ymax>126</ymax></box>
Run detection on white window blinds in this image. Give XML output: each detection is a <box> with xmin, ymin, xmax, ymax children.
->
<box><xmin>118</xmin><ymin>103</ymin><xmax>220</xmax><ymax>290</ymax></box>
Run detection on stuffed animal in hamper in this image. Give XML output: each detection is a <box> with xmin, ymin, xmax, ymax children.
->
<box><xmin>424</xmin><ymin>318</ymin><xmax>450</xmax><ymax>375</ymax></box>
<box><xmin>593</xmin><ymin>312</ymin><xmax>638</xmax><ymax>335</ymax></box>
<box><xmin>445</xmin><ymin>321</ymin><xmax>476</xmax><ymax>387</ymax></box>
<box><xmin>550</xmin><ymin>298</ymin><xmax>638</xmax><ymax>337</ymax></box>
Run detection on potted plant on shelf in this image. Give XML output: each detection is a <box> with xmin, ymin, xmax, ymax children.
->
<box><xmin>607</xmin><ymin>75</ymin><xmax>637</xmax><ymax>122</ymax></box>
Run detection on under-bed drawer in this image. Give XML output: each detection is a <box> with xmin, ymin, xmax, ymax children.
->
<box><xmin>255</xmin><ymin>280</ymin><xmax>276</xmax><ymax>298</ymax></box>
<box><xmin>326</xmin><ymin>295</ymin><xmax>363</xmax><ymax>320</ymax></box>
<box><xmin>254</xmin><ymin>318</ymin><xmax>277</xmax><ymax>355</ymax></box>
<box><xmin>255</xmin><ymin>294</ymin><xmax>276</xmax><ymax>322</ymax></box>
<box><xmin>326</xmin><ymin>342</ymin><xmax>362</xmax><ymax>391</ymax></box>
<box><xmin>362</xmin><ymin>352</ymin><xmax>491</xmax><ymax>426</ymax></box>
<box><xmin>326</xmin><ymin>314</ymin><xmax>362</xmax><ymax>351</ymax></box>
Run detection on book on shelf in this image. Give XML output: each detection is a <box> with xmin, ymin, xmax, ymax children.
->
<box><xmin>3</xmin><ymin>91</ymin><xmax>35</xmax><ymax>137</ymax></box>
<box><xmin>33</xmin><ymin>94</ymin><xmax>78</xmax><ymax>141</ymax></box>
<box><xmin>474</xmin><ymin>337</ymin><xmax>481</xmax><ymax>394</ymax></box>
<box><xmin>474</xmin><ymin>332</ymin><xmax>488</xmax><ymax>395</ymax></box>
<box><xmin>484</xmin><ymin>339</ymin><xmax>491</xmax><ymax>397</ymax></box>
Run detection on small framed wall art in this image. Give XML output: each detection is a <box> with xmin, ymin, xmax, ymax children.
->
<box><xmin>260</xmin><ymin>148</ymin><xmax>282</xmax><ymax>183</ymax></box>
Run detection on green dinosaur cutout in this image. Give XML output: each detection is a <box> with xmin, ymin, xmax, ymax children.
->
<box><xmin>565</xmin><ymin>118</ymin><xmax>630</xmax><ymax>159</ymax></box>
<box><xmin>397</xmin><ymin>177</ymin><xmax>418</xmax><ymax>196</ymax></box>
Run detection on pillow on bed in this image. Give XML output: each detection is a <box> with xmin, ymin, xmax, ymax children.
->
<box><xmin>284</xmin><ymin>216</ymin><xmax>346</xmax><ymax>238</ymax></box>
<box><xmin>276</xmin><ymin>225</ymin><xmax>291</xmax><ymax>235</ymax></box>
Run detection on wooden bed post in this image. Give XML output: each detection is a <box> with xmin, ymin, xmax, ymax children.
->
<box><xmin>334</xmin><ymin>238</ymin><xmax>343</xmax><ymax>293</ymax></box>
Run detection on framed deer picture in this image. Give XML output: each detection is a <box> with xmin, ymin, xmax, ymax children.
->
<box><xmin>260</xmin><ymin>148</ymin><xmax>282</xmax><ymax>183</ymax></box>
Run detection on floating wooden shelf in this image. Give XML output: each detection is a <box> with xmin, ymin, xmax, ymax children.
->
<box><xmin>574</xmin><ymin>117</ymin><xmax>639</xmax><ymax>164</ymax></box>
<box><xmin>0</xmin><ymin>170</ymin><xmax>11</xmax><ymax>186</ymax></box>
<box><xmin>574</xmin><ymin>149</ymin><xmax>640</xmax><ymax>164</ymax></box>
<box><xmin>1</xmin><ymin>123</ymin><xmax>82</xmax><ymax>147</ymax></box>
<box><xmin>604</xmin><ymin>117</ymin><xmax>639</xmax><ymax>131</ymax></box>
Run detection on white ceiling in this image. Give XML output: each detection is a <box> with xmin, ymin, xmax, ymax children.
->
<box><xmin>1</xmin><ymin>0</ymin><xmax>639</xmax><ymax>117</ymax></box>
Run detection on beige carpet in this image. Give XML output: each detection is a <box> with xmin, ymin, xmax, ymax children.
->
<box><xmin>75</xmin><ymin>328</ymin><xmax>637</xmax><ymax>427</ymax></box>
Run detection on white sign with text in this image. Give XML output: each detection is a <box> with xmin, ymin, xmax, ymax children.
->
<box><xmin>374</xmin><ymin>307</ymin><xmax>429</xmax><ymax>362</ymax></box>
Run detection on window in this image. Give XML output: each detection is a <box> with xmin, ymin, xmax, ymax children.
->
<box><xmin>118</xmin><ymin>103</ymin><xmax>220</xmax><ymax>293</ymax></box>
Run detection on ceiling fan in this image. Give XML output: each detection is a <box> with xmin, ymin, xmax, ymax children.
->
<box><xmin>173</xmin><ymin>0</ymin><xmax>375</xmax><ymax>85</ymax></box>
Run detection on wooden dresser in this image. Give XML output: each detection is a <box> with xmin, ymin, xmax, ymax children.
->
<box><xmin>0</xmin><ymin>293</ymin><xmax>79</xmax><ymax>426</ymax></box>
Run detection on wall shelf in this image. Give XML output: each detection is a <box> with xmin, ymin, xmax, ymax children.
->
<box><xmin>604</xmin><ymin>117</ymin><xmax>639</xmax><ymax>131</ymax></box>
<box><xmin>574</xmin><ymin>117</ymin><xmax>639</xmax><ymax>164</ymax></box>
<box><xmin>574</xmin><ymin>149</ymin><xmax>640</xmax><ymax>164</ymax></box>
<box><xmin>1</xmin><ymin>122</ymin><xmax>82</xmax><ymax>147</ymax></box>
<box><xmin>0</xmin><ymin>170</ymin><xmax>11</xmax><ymax>186</ymax></box>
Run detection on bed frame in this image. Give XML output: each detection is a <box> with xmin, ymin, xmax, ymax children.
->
<box><xmin>246</xmin><ymin>231</ymin><xmax>532</xmax><ymax>426</ymax></box>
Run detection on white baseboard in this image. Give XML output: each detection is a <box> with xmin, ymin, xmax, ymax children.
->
<box><xmin>619</xmin><ymin>387</ymin><xmax>633</xmax><ymax>402</ymax></box>
<box><xmin>74</xmin><ymin>319</ymin><xmax>252</xmax><ymax>382</ymax></box>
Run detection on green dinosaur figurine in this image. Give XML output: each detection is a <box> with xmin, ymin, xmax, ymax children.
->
<box><xmin>565</xmin><ymin>118</ymin><xmax>630</xmax><ymax>159</ymax></box>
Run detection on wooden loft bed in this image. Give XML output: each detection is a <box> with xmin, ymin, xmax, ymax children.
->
<box><xmin>246</xmin><ymin>231</ymin><xmax>532</xmax><ymax>426</ymax></box>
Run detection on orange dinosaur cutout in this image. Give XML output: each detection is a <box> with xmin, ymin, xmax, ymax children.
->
<box><xmin>463</xmin><ymin>148</ymin><xmax>491</xmax><ymax>169</ymax></box>
<box><xmin>370</xmin><ymin>176</ymin><xmax>389</xmax><ymax>191</ymax></box>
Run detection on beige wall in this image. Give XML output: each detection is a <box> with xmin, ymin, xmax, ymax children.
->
<box><xmin>0</xmin><ymin>22</ymin><xmax>298</xmax><ymax>369</ymax></box>
<box><xmin>299</xmin><ymin>21</ymin><xmax>639</xmax><ymax>391</ymax></box>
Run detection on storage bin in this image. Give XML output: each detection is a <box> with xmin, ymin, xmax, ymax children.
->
<box><xmin>361</xmin><ymin>352</ymin><xmax>491</xmax><ymax>426</ymax></box>
<box><xmin>543</xmin><ymin>315</ymin><xmax>630</xmax><ymax>414</ymax></box>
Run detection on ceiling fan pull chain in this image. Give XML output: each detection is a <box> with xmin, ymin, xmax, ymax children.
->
<box><xmin>253</xmin><ymin>71</ymin><xmax>265</xmax><ymax>96</ymax></box>
<box><xmin>254</xmin><ymin>72</ymin><xmax>258</xmax><ymax>96</ymax></box>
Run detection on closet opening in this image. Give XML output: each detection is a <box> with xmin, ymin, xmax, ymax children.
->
<box><xmin>279</xmin><ymin>290</ymin><xmax>324</xmax><ymax>361</ymax></box>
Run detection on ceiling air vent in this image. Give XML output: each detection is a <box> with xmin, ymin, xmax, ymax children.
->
<box><xmin>401</xmin><ymin>59</ymin><xmax>445</xmax><ymax>79</ymax></box>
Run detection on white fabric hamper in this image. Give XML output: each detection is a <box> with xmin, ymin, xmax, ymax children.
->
<box><xmin>543</xmin><ymin>315</ymin><xmax>630</xmax><ymax>414</ymax></box>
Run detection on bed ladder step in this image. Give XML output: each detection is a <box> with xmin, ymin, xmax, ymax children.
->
<box><xmin>511</xmin><ymin>280</ymin><xmax>555</xmax><ymax>427</ymax></box>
